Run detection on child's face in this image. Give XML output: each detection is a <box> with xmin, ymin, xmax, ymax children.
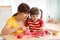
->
<box><xmin>31</xmin><ymin>15</ymin><xmax>39</xmax><ymax>21</ymax></box>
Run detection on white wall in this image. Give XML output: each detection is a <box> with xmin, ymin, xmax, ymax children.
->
<box><xmin>47</xmin><ymin>0</ymin><xmax>60</xmax><ymax>22</ymax></box>
<box><xmin>58</xmin><ymin>0</ymin><xmax>60</xmax><ymax>22</ymax></box>
<box><xmin>0</xmin><ymin>6</ymin><xmax>12</xmax><ymax>31</ymax></box>
<box><xmin>0</xmin><ymin>0</ymin><xmax>48</xmax><ymax>21</ymax></box>
<box><xmin>47</xmin><ymin>0</ymin><xmax>58</xmax><ymax>20</ymax></box>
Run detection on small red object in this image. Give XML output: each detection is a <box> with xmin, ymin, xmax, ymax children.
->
<box><xmin>16</xmin><ymin>34</ymin><xmax>23</xmax><ymax>39</ymax></box>
<box><xmin>24</xmin><ymin>30</ymin><xmax>31</xmax><ymax>35</ymax></box>
<box><xmin>45</xmin><ymin>30</ymin><xmax>50</xmax><ymax>35</ymax></box>
<box><xmin>48</xmin><ymin>20</ymin><xmax>51</xmax><ymax>23</ymax></box>
<box><xmin>32</xmin><ymin>31</ymin><xmax>40</xmax><ymax>37</ymax></box>
<box><xmin>40</xmin><ymin>32</ymin><xmax>46</xmax><ymax>36</ymax></box>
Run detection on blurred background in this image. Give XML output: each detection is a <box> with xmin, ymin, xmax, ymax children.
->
<box><xmin>0</xmin><ymin>0</ymin><xmax>60</xmax><ymax>31</ymax></box>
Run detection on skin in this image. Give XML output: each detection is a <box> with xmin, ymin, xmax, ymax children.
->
<box><xmin>30</xmin><ymin>14</ymin><xmax>39</xmax><ymax>22</ymax></box>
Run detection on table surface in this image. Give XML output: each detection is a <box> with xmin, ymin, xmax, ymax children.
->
<box><xmin>2</xmin><ymin>34</ymin><xmax>60</xmax><ymax>40</ymax></box>
<box><xmin>43</xmin><ymin>23</ymin><xmax>60</xmax><ymax>32</ymax></box>
<box><xmin>1</xmin><ymin>23</ymin><xmax>60</xmax><ymax>40</ymax></box>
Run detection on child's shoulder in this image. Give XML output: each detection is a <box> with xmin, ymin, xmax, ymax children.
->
<box><xmin>38</xmin><ymin>19</ymin><xmax>44</xmax><ymax>23</ymax></box>
<box><xmin>38</xmin><ymin>19</ymin><xmax>43</xmax><ymax>21</ymax></box>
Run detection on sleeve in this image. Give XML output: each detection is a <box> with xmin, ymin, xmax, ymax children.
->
<box><xmin>39</xmin><ymin>19</ymin><xmax>44</xmax><ymax>27</ymax></box>
<box><xmin>6</xmin><ymin>18</ymin><xmax>13</xmax><ymax>27</ymax></box>
<box><xmin>25</xmin><ymin>20</ymin><xmax>29</xmax><ymax>27</ymax></box>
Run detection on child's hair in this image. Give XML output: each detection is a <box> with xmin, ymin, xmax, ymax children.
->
<box><xmin>40</xmin><ymin>9</ymin><xmax>43</xmax><ymax>19</ymax></box>
<box><xmin>30</xmin><ymin>7</ymin><xmax>39</xmax><ymax>16</ymax></box>
<box><xmin>27</xmin><ymin>7</ymin><xmax>43</xmax><ymax>20</ymax></box>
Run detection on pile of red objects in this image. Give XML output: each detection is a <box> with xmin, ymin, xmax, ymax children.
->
<box><xmin>32</xmin><ymin>31</ymin><xmax>45</xmax><ymax>37</ymax></box>
<box><xmin>16</xmin><ymin>30</ymin><xmax>51</xmax><ymax>39</ymax></box>
<box><xmin>31</xmin><ymin>30</ymin><xmax>51</xmax><ymax>37</ymax></box>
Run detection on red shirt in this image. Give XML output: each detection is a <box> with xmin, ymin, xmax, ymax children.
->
<box><xmin>25</xmin><ymin>19</ymin><xmax>44</xmax><ymax>32</ymax></box>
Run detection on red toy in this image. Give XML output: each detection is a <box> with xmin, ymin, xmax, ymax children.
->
<box><xmin>40</xmin><ymin>32</ymin><xmax>46</xmax><ymax>36</ymax></box>
<box><xmin>24</xmin><ymin>30</ymin><xmax>31</xmax><ymax>35</ymax></box>
<box><xmin>24</xmin><ymin>30</ymin><xmax>32</xmax><ymax>38</ymax></box>
<box><xmin>16</xmin><ymin>34</ymin><xmax>23</xmax><ymax>39</ymax></box>
<box><xmin>32</xmin><ymin>31</ymin><xmax>40</xmax><ymax>37</ymax></box>
<box><xmin>45</xmin><ymin>30</ymin><xmax>50</xmax><ymax>35</ymax></box>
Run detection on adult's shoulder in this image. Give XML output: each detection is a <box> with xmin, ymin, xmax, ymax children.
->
<box><xmin>7</xmin><ymin>17</ymin><xmax>15</xmax><ymax>22</ymax></box>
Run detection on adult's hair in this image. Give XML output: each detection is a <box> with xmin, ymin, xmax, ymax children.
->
<box><xmin>13</xmin><ymin>3</ymin><xmax>30</xmax><ymax>16</ymax></box>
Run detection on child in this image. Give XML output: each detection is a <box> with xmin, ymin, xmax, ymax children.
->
<box><xmin>25</xmin><ymin>7</ymin><xmax>44</xmax><ymax>33</ymax></box>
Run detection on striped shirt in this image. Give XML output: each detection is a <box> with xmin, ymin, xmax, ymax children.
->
<box><xmin>25</xmin><ymin>19</ymin><xmax>44</xmax><ymax>32</ymax></box>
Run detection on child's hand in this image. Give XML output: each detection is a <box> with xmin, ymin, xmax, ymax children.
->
<box><xmin>18</xmin><ymin>26</ymin><xmax>23</xmax><ymax>30</ymax></box>
<box><xmin>24</xmin><ymin>30</ymin><xmax>31</xmax><ymax>35</ymax></box>
<box><xmin>23</xmin><ymin>26</ymin><xmax>30</xmax><ymax>31</ymax></box>
<box><xmin>23</xmin><ymin>27</ymin><xmax>27</xmax><ymax>31</ymax></box>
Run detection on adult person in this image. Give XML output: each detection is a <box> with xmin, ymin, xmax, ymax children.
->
<box><xmin>1</xmin><ymin>3</ymin><xmax>30</xmax><ymax>35</ymax></box>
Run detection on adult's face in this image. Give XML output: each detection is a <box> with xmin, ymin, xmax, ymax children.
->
<box><xmin>18</xmin><ymin>12</ymin><xmax>29</xmax><ymax>21</ymax></box>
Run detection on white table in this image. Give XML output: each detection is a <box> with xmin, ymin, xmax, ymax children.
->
<box><xmin>1</xmin><ymin>23</ymin><xmax>60</xmax><ymax>40</ymax></box>
<box><xmin>43</xmin><ymin>23</ymin><xmax>60</xmax><ymax>32</ymax></box>
<box><xmin>2</xmin><ymin>35</ymin><xmax>60</xmax><ymax>40</ymax></box>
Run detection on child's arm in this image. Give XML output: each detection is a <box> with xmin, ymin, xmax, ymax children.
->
<box><xmin>40</xmin><ymin>19</ymin><xmax>44</xmax><ymax>26</ymax></box>
<box><xmin>24</xmin><ymin>19</ymin><xmax>30</xmax><ymax>30</ymax></box>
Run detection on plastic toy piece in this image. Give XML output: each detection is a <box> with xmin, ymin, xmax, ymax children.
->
<box><xmin>16</xmin><ymin>34</ymin><xmax>23</xmax><ymax>39</ymax></box>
